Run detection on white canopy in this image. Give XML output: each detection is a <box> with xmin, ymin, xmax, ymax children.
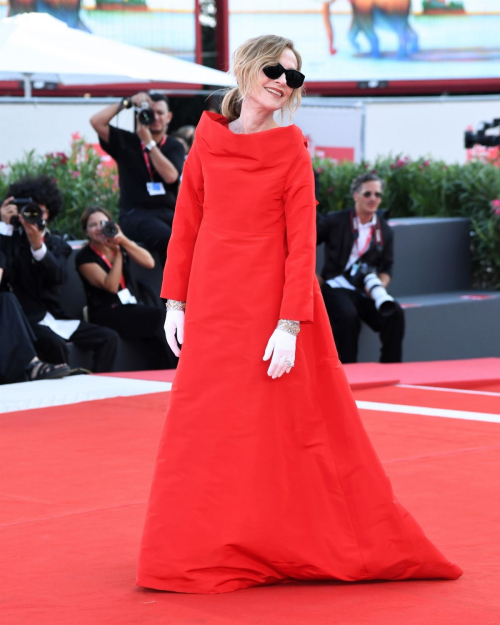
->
<box><xmin>0</xmin><ymin>13</ymin><xmax>235</xmax><ymax>95</ymax></box>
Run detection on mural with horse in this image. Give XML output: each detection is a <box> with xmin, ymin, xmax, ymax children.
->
<box><xmin>349</xmin><ymin>0</ymin><xmax>419</xmax><ymax>58</ymax></box>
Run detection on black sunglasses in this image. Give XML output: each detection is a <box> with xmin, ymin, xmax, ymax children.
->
<box><xmin>362</xmin><ymin>191</ymin><xmax>383</xmax><ymax>199</ymax></box>
<box><xmin>262</xmin><ymin>63</ymin><xmax>305</xmax><ymax>89</ymax></box>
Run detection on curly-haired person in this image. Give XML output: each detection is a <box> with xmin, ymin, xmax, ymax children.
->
<box><xmin>0</xmin><ymin>176</ymin><xmax>119</xmax><ymax>373</ymax></box>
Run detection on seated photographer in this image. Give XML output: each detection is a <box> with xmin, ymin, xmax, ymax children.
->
<box><xmin>76</xmin><ymin>207</ymin><xmax>177</xmax><ymax>369</ymax></box>
<box><xmin>0</xmin><ymin>249</ymin><xmax>70</xmax><ymax>383</ymax></box>
<box><xmin>1</xmin><ymin>178</ymin><xmax>119</xmax><ymax>373</ymax></box>
<box><xmin>90</xmin><ymin>92</ymin><xmax>185</xmax><ymax>263</ymax></box>
<box><xmin>0</xmin><ymin>292</ymin><xmax>71</xmax><ymax>384</ymax></box>
<box><xmin>317</xmin><ymin>173</ymin><xmax>405</xmax><ymax>364</ymax></box>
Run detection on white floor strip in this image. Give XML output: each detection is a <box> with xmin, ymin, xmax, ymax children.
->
<box><xmin>396</xmin><ymin>383</ymin><xmax>500</xmax><ymax>397</ymax></box>
<box><xmin>356</xmin><ymin>400</ymin><xmax>500</xmax><ymax>424</ymax></box>
<box><xmin>0</xmin><ymin>375</ymin><xmax>172</xmax><ymax>414</ymax></box>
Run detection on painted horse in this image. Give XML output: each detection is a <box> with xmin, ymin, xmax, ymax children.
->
<box><xmin>349</xmin><ymin>0</ymin><xmax>419</xmax><ymax>58</ymax></box>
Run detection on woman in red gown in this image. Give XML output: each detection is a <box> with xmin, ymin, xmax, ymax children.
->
<box><xmin>137</xmin><ymin>35</ymin><xmax>462</xmax><ymax>594</ymax></box>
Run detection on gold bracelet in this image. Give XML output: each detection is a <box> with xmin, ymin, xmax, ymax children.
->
<box><xmin>166</xmin><ymin>299</ymin><xmax>186</xmax><ymax>311</ymax></box>
<box><xmin>277</xmin><ymin>319</ymin><xmax>300</xmax><ymax>336</ymax></box>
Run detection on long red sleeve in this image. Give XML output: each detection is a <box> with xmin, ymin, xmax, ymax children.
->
<box><xmin>160</xmin><ymin>141</ymin><xmax>204</xmax><ymax>301</ymax></box>
<box><xmin>278</xmin><ymin>143</ymin><xmax>316</xmax><ymax>323</ymax></box>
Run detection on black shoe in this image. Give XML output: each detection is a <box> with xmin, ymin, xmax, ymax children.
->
<box><xmin>26</xmin><ymin>360</ymin><xmax>71</xmax><ymax>381</ymax></box>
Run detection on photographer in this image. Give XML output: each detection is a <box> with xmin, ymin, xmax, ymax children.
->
<box><xmin>0</xmin><ymin>247</ymin><xmax>71</xmax><ymax>383</ymax></box>
<box><xmin>317</xmin><ymin>173</ymin><xmax>405</xmax><ymax>363</ymax></box>
<box><xmin>90</xmin><ymin>93</ymin><xmax>185</xmax><ymax>262</ymax></box>
<box><xmin>0</xmin><ymin>177</ymin><xmax>119</xmax><ymax>373</ymax></box>
<box><xmin>76</xmin><ymin>206</ymin><xmax>177</xmax><ymax>369</ymax></box>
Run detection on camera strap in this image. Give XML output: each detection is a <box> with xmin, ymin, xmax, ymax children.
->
<box><xmin>142</xmin><ymin>135</ymin><xmax>167</xmax><ymax>181</ymax></box>
<box><xmin>90</xmin><ymin>244</ymin><xmax>126</xmax><ymax>290</ymax></box>
<box><xmin>350</xmin><ymin>209</ymin><xmax>384</xmax><ymax>255</ymax></box>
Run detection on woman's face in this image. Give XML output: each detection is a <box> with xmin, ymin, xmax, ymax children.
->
<box><xmin>248</xmin><ymin>48</ymin><xmax>298</xmax><ymax>113</ymax></box>
<box><xmin>86</xmin><ymin>211</ymin><xmax>110</xmax><ymax>243</ymax></box>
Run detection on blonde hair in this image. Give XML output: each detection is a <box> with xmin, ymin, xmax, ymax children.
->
<box><xmin>221</xmin><ymin>34</ymin><xmax>303</xmax><ymax>123</ymax></box>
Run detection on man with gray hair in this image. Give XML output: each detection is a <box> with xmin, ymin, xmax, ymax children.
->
<box><xmin>317</xmin><ymin>172</ymin><xmax>405</xmax><ymax>363</ymax></box>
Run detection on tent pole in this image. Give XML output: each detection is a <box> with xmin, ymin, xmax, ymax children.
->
<box><xmin>23</xmin><ymin>74</ymin><xmax>32</xmax><ymax>98</ymax></box>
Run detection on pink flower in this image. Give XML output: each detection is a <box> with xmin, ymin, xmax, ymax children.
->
<box><xmin>491</xmin><ymin>198</ymin><xmax>500</xmax><ymax>215</ymax></box>
<box><xmin>363</xmin><ymin>163</ymin><xmax>369</xmax><ymax>170</ymax></box>
<box><xmin>71</xmin><ymin>171</ymin><xmax>81</xmax><ymax>179</ymax></box>
<box><xmin>316</xmin><ymin>167</ymin><xmax>323</xmax><ymax>173</ymax></box>
<box><xmin>71</xmin><ymin>132</ymin><xmax>82</xmax><ymax>141</ymax></box>
<box><xmin>327</xmin><ymin>187</ymin><xmax>333</xmax><ymax>192</ymax></box>
<box><xmin>424</xmin><ymin>160</ymin><xmax>430</xmax><ymax>167</ymax></box>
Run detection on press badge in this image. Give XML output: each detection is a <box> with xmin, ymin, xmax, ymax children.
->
<box><xmin>117</xmin><ymin>288</ymin><xmax>138</xmax><ymax>305</ymax></box>
<box><xmin>147</xmin><ymin>182</ymin><xmax>166</xmax><ymax>196</ymax></box>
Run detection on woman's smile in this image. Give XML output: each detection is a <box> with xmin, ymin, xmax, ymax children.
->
<box><xmin>264</xmin><ymin>86</ymin><xmax>284</xmax><ymax>98</ymax></box>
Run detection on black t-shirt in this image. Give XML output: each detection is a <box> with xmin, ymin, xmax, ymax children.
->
<box><xmin>75</xmin><ymin>244</ymin><xmax>138</xmax><ymax>311</ymax></box>
<box><xmin>99</xmin><ymin>125</ymin><xmax>185</xmax><ymax>215</ymax></box>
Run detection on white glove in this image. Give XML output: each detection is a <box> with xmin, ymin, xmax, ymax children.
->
<box><xmin>263</xmin><ymin>328</ymin><xmax>297</xmax><ymax>379</ymax></box>
<box><xmin>164</xmin><ymin>309</ymin><xmax>184</xmax><ymax>357</ymax></box>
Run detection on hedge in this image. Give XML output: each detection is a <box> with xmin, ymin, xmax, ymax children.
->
<box><xmin>314</xmin><ymin>155</ymin><xmax>500</xmax><ymax>290</ymax></box>
<box><xmin>0</xmin><ymin>134</ymin><xmax>119</xmax><ymax>241</ymax></box>
<box><xmin>1</xmin><ymin>140</ymin><xmax>499</xmax><ymax>289</ymax></box>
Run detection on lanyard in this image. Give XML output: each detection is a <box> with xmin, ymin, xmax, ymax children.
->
<box><xmin>90</xmin><ymin>243</ymin><xmax>126</xmax><ymax>290</ymax></box>
<box><xmin>142</xmin><ymin>135</ymin><xmax>167</xmax><ymax>182</ymax></box>
<box><xmin>350</xmin><ymin>210</ymin><xmax>383</xmax><ymax>256</ymax></box>
<box><xmin>356</xmin><ymin>226</ymin><xmax>373</xmax><ymax>257</ymax></box>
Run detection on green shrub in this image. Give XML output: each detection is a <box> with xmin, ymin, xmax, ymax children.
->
<box><xmin>314</xmin><ymin>155</ymin><xmax>500</xmax><ymax>289</ymax></box>
<box><xmin>0</xmin><ymin>134</ymin><xmax>118</xmax><ymax>240</ymax></box>
<box><xmin>2</xmin><ymin>144</ymin><xmax>500</xmax><ymax>289</ymax></box>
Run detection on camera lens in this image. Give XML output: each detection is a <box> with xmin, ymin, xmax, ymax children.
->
<box><xmin>138</xmin><ymin>108</ymin><xmax>154</xmax><ymax>125</ymax></box>
<box><xmin>101</xmin><ymin>220</ymin><xmax>118</xmax><ymax>238</ymax></box>
<box><xmin>20</xmin><ymin>203</ymin><xmax>42</xmax><ymax>225</ymax></box>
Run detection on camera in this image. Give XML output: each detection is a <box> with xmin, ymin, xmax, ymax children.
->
<box><xmin>121</xmin><ymin>95</ymin><xmax>155</xmax><ymax>126</ymax></box>
<box><xmin>464</xmin><ymin>119</ymin><xmax>500</xmax><ymax>149</ymax></box>
<box><xmin>135</xmin><ymin>101</ymin><xmax>155</xmax><ymax>126</ymax></box>
<box><xmin>347</xmin><ymin>262</ymin><xmax>396</xmax><ymax>317</ymax></box>
<box><xmin>10</xmin><ymin>197</ymin><xmax>46</xmax><ymax>230</ymax></box>
<box><xmin>101</xmin><ymin>220</ymin><xmax>118</xmax><ymax>238</ymax></box>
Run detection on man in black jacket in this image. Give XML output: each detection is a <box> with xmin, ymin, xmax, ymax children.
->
<box><xmin>1</xmin><ymin>246</ymin><xmax>72</xmax><ymax>383</ymax></box>
<box><xmin>317</xmin><ymin>173</ymin><xmax>404</xmax><ymax>363</ymax></box>
<box><xmin>1</xmin><ymin>177</ymin><xmax>119</xmax><ymax>373</ymax></box>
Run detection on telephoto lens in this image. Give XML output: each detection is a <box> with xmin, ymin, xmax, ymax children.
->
<box><xmin>364</xmin><ymin>273</ymin><xmax>396</xmax><ymax>316</ymax></box>
<box><xmin>101</xmin><ymin>220</ymin><xmax>119</xmax><ymax>238</ymax></box>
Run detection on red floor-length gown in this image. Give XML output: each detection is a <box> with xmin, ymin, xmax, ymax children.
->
<box><xmin>136</xmin><ymin>111</ymin><xmax>462</xmax><ymax>594</ymax></box>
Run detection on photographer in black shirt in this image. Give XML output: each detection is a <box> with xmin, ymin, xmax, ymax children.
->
<box><xmin>317</xmin><ymin>173</ymin><xmax>405</xmax><ymax>364</ymax></box>
<box><xmin>90</xmin><ymin>92</ymin><xmax>185</xmax><ymax>263</ymax></box>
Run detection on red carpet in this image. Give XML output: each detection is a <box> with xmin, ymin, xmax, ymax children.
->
<box><xmin>99</xmin><ymin>358</ymin><xmax>500</xmax><ymax>392</ymax></box>
<box><xmin>1</xmin><ymin>383</ymin><xmax>500</xmax><ymax>623</ymax></box>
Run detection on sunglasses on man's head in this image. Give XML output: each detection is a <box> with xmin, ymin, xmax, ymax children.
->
<box><xmin>262</xmin><ymin>63</ymin><xmax>305</xmax><ymax>89</ymax></box>
<box><xmin>362</xmin><ymin>191</ymin><xmax>383</xmax><ymax>199</ymax></box>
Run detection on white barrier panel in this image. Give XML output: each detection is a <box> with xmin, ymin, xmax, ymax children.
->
<box><xmin>0</xmin><ymin>99</ymin><xmax>134</xmax><ymax>166</ymax></box>
<box><xmin>1</xmin><ymin>94</ymin><xmax>499</xmax><ymax>165</ymax></box>
<box><xmin>292</xmin><ymin>103</ymin><xmax>364</xmax><ymax>163</ymax></box>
